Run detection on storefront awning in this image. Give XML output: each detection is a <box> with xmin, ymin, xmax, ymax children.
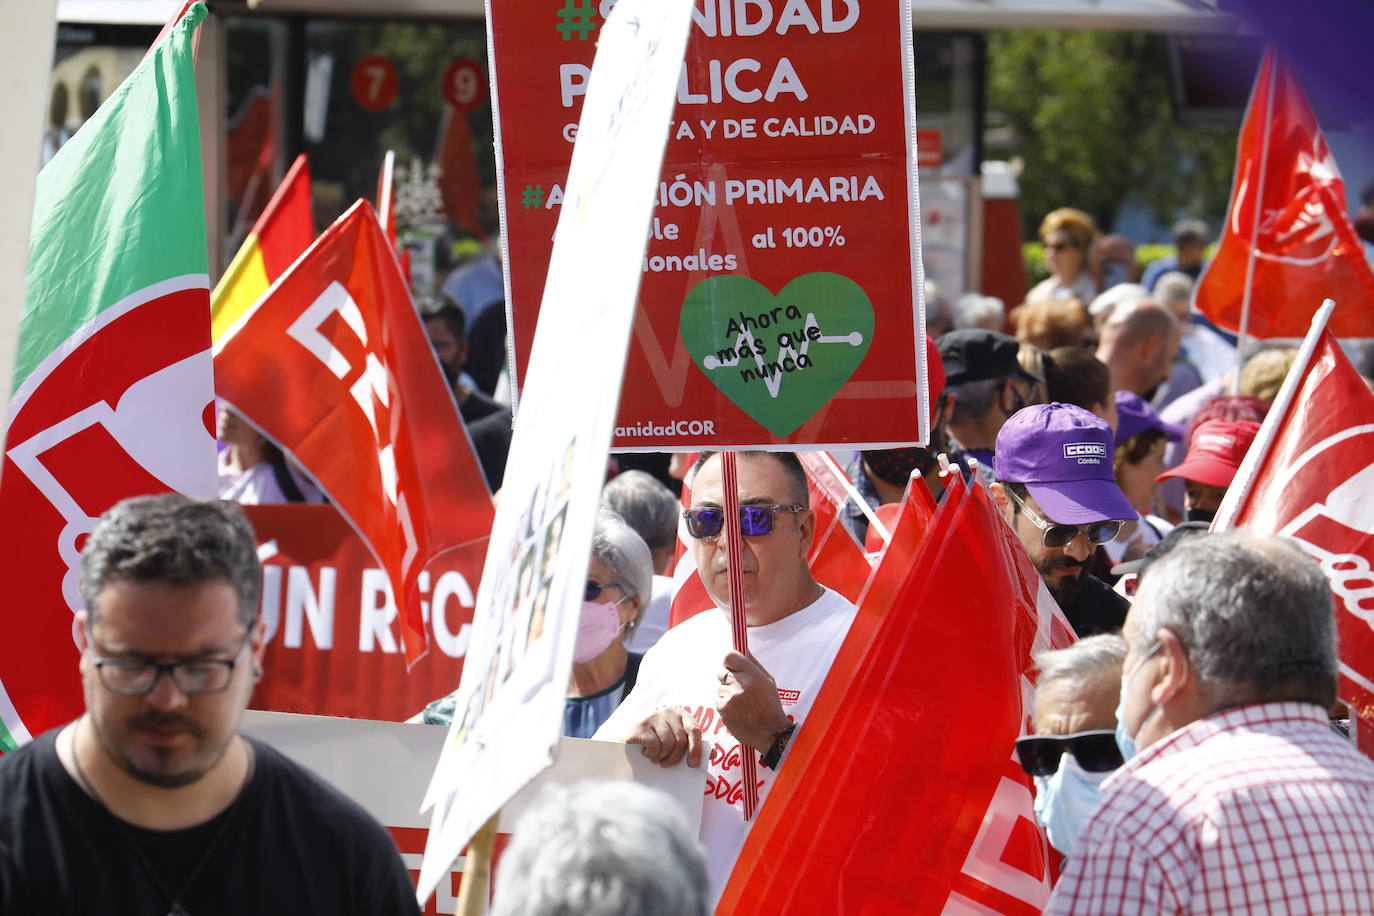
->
<box><xmin>61</xmin><ymin>0</ymin><xmax>1237</xmax><ymax>31</ymax></box>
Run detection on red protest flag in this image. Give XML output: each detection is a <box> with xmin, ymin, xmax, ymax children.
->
<box><xmin>719</xmin><ymin>475</ymin><xmax>1060</xmax><ymax>914</ymax></box>
<box><xmin>214</xmin><ymin>200</ymin><xmax>493</xmax><ymax>665</ymax></box>
<box><xmin>797</xmin><ymin>451</ymin><xmax>875</xmax><ymax>604</ymax></box>
<box><xmin>435</xmin><ymin>105</ymin><xmax>484</xmax><ymax>240</ymax></box>
<box><xmin>1195</xmin><ymin>48</ymin><xmax>1374</xmax><ymax>339</ymax></box>
<box><xmin>0</xmin><ymin>2</ymin><xmax>215</xmax><ymax>752</ymax></box>
<box><xmin>1212</xmin><ymin>302</ymin><xmax>1374</xmax><ymax>755</ymax></box>
<box><xmin>212</xmin><ymin>152</ymin><xmax>314</xmax><ymax>342</ymax></box>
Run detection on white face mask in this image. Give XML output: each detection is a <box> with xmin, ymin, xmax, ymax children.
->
<box><xmin>1114</xmin><ymin>642</ymin><xmax>1161</xmax><ymax>761</ymax></box>
<box><xmin>1033</xmin><ymin>754</ymin><xmax>1111</xmax><ymax>856</ymax></box>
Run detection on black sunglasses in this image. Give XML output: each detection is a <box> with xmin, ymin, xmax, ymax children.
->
<box><xmin>1014</xmin><ymin>730</ymin><xmax>1123</xmax><ymax>777</ymax></box>
<box><xmin>1007</xmin><ymin>488</ymin><xmax>1124</xmax><ymax>550</ymax></box>
<box><xmin>682</xmin><ymin>504</ymin><xmax>806</xmax><ymax>540</ymax></box>
<box><xmin>584</xmin><ymin>580</ymin><xmax>623</xmax><ymax>602</ymax></box>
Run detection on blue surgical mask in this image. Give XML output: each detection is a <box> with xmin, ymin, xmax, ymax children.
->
<box><xmin>1033</xmin><ymin>754</ymin><xmax>1111</xmax><ymax>855</ymax></box>
<box><xmin>1114</xmin><ymin>642</ymin><xmax>1161</xmax><ymax>762</ymax></box>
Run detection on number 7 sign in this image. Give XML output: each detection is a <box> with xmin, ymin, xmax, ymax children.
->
<box><xmin>351</xmin><ymin>55</ymin><xmax>399</xmax><ymax>113</ymax></box>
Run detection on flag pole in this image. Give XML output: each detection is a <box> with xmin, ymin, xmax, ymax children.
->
<box><xmin>455</xmin><ymin>811</ymin><xmax>499</xmax><ymax>916</ymax></box>
<box><xmin>1232</xmin><ymin>47</ymin><xmax>1279</xmax><ymax>395</ymax></box>
<box><xmin>379</xmin><ymin>149</ymin><xmax>396</xmax><ymax>234</ymax></box>
<box><xmin>719</xmin><ymin>451</ymin><xmax>760</xmax><ymax>820</ymax></box>
<box><xmin>1213</xmin><ymin>298</ymin><xmax>1334</xmax><ymax>530</ymax></box>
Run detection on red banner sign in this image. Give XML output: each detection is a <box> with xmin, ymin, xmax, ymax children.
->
<box><xmin>490</xmin><ymin>0</ymin><xmax>925</xmax><ymax>449</ymax></box>
<box><xmin>247</xmin><ymin>505</ymin><xmax>479</xmax><ymax>722</ymax></box>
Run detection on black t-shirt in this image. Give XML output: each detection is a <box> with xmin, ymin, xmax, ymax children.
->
<box><xmin>459</xmin><ymin>387</ymin><xmax>504</xmax><ymax>425</ymax></box>
<box><xmin>0</xmin><ymin>730</ymin><xmax>419</xmax><ymax>916</ymax></box>
<box><xmin>466</xmin><ymin>408</ymin><xmax>513</xmax><ymax>493</ymax></box>
<box><xmin>1063</xmin><ymin>573</ymin><xmax>1130</xmax><ymax>637</ymax></box>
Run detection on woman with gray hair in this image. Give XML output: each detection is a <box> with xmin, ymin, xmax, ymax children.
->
<box><xmin>565</xmin><ymin>509</ymin><xmax>655</xmax><ymax>737</ymax></box>
<box><xmin>416</xmin><ymin>509</ymin><xmax>654</xmax><ymax>737</ymax></box>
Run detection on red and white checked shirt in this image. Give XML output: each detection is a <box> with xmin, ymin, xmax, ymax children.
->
<box><xmin>1046</xmin><ymin>702</ymin><xmax>1374</xmax><ymax>915</ymax></box>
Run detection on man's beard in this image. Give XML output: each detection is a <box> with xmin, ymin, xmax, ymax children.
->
<box><xmin>1038</xmin><ymin>556</ymin><xmax>1091</xmax><ymax>607</ymax></box>
<box><xmin>97</xmin><ymin>709</ymin><xmax>221</xmax><ymax>788</ymax></box>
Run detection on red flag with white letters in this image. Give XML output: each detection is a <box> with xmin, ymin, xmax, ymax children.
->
<box><xmin>720</xmin><ymin>472</ymin><xmax>1069</xmax><ymax>913</ymax></box>
<box><xmin>1195</xmin><ymin>48</ymin><xmax>1374</xmax><ymax>338</ymax></box>
<box><xmin>1212</xmin><ymin>323</ymin><xmax>1374</xmax><ymax>755</ymax></box>
<box><xmin>215</xmin><ymin>200</ymin><xmax>493</xmax><ymax>665</ymax></box>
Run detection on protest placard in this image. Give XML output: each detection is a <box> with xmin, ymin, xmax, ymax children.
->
<box><xmin>241</xmin><ymin>505</ymin><xmax>483</xmax><ymax>722</ymax></box>
<box><xmin>242</xmin><ymin>711</ymin><xmax>705</xmax><ymax>915</ymax></box>
<box><xmin>414</xmin><ymin>0</ymin><xmax>696</xmax><ymax>901</ymax></box>
<box><xmin>492</xmin><ymin>0</ymin><xmax>926</xmax><ymax>449</ymax></box>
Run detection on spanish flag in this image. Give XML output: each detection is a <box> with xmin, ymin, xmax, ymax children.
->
<box><xmin>210</xmin><ymin>152</ymin><xmax>314</xmax><ymax>341</ymax></box>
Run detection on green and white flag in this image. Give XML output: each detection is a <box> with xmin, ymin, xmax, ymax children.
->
<box><xmin>0</xmin><ymin>2</ymin><xmax>216</xmax><ymax>752</ymax></box>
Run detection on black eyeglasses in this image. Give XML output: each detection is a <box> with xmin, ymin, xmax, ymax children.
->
<box><xmin>584</xmin><ymin>580</ymin><xmax>623</xmax><ymax>602</ymax></box>
<box><xmin>90</xmin><ymin>632</ymin><xmax>253</xmax><ymax>696</ymax></box>
<box><xmin>1014</xmin><ymin>730</ymin><xmax>1123</xmax><ymax>777</ymax></box>
<box><xmin>682</xmin><ymin>504</ymin><xmax>806</xmax><ymax>540</ymax></box>
<box><xmin>1006</xmin><ymin>488</ymin><xmax>1123</xmax><ymax>550</ymax></box>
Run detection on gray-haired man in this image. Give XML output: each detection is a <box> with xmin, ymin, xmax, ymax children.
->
<box><xmin>0</xmin><ymin>494</ymin><xmax>418</xmax><ymax>915</ymax></box>
<box><xmin>1016</xmin><ymin>634</ymin><xmax>1126</xmax><ymax>856</ymax></box>
<box><xmin>1048</xmin><ymin>533</ymin><xmax>1374</xmax><ymax>914</ymax></box>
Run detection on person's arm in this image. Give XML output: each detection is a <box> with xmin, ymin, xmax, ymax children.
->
<box><xmin>715</xmin><ymin>650</ymin><xmax>791</xmax><ymax>755</ymax></box>
<box><xmin>1046</xmin><ymin>829</ymin><xmax>1185</xmax><ymax>915</ymax></box>
<box><xmin>620</xmin><ymin>707</ymin><xmax>704</xmax><ymax>768</ymax></box>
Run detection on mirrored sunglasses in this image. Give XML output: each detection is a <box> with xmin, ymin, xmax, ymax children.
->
<box><xmin>682</xmin><ymin>504</ymin><xmax>806</xmax><ymax>539</ymax></box>
<box><xmin>1007</xmin><ymin>488</ymin><xmax>1124</xmax><ymax>550</ymax></box>
<box><xmin>1014</xmin><ymin>729</ymin><xmax>1123</xmax><ymax>777</ymax></box>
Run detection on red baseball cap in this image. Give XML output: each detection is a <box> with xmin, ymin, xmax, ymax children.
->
<box><xmin>1157</xmin><ymin>419</ymin><xmax>1261</xmax><ymax>489</ymax></box>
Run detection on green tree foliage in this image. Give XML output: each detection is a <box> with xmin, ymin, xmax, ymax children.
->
<box><xmin>987</xmin><ymin>30</ymin><xmax>1238</xmax><ymax>238</ymax></box>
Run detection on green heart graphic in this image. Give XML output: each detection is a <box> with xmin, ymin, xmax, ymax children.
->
<box><xmin>681</xmin><ymin>272</ymin><xmax>874</xmax><ymax>437</ymax></box>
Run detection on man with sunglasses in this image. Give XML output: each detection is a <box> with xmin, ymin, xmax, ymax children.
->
<box><xmin>1048</xmin><ymin>533</ymin><xmax>1374</xmax><ymax>914</ymax></box>
<box><xmin>0</xmin><ymin>495</ymin><xmax>418</xmax><ymax>915</ymax></box>
<box><xmin>1016</xmin><ymin>634</ymin><xmax>1126</xmax><ymax>857</ymax></box>
<box><xmin>595</xmin><ymin>450</ymin><xmax>858</xmax><ymax>904</ymax></box>
<box><xmin>991</xmin><ymin>402</ymin><xmax>1134</xmax><ymax>636</ymax></box>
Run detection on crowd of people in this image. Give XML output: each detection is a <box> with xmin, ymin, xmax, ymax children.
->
<box><xmin>9</xmin><ymin>203</ymin><xmax>1374</xmax><ymax>915</ymax></box>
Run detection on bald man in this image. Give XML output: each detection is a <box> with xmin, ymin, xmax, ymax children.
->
<box><xmin>1094</xmin><ymin>299</ymin><xmax>1179</xmax><ymax>398</ymax></box>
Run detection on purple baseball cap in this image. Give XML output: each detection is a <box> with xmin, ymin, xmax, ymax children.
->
<box><xmin>994</xmin><ymin>402</ymin><xmax>1136</xmax><ymax>524</ymax></box>
<box><xmin>1114</xmin><ymin>391</ymin><xmax>1185</xmax><ymax>445</ymax></box>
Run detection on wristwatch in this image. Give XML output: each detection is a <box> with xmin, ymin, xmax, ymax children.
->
<box><xmin>760</xmin><ymin>722</ymin><xmax>797</xmax><ymax>770</ymax></box>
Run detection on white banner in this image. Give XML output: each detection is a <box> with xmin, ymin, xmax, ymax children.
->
<box><xmin>243</xmin><ymin>710</ymin><xmax>707</xmax><ymax>915</ymax></box>
<box><xmin>414</xmin><ymin>0</ymin><xmax>698</xmax><ymax>903</ymax></box>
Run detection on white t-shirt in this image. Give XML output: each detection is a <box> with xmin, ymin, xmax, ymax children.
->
<box><xmin>595</xmin><ymin>586</ymin><xmax>859</xmax><ymax>903</ymax></box>
<box><xmin>218</xmin><ymin>451</ymin><xmax>324</xmax><ymax>505</ymax></box>
<box><xmin>626</xmin><ymin>574</ymin><xmax>674</xmax><ymax>655</ymax></box>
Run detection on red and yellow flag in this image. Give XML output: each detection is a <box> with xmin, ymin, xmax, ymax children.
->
<box><xmin>210</xmin><ymin>152</ymin><xmax>314</xmax><ymax>341</ymax></box>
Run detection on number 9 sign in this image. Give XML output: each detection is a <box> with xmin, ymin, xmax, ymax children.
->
<box><xmin>442</xmin><ymin>58</ymin><xmax>486</xmax><ymax>112</ymax></box>
<box><xmin>351</xmin><ymin>55</ymin><xmax>399</xmax><ymax>112</ymax></box>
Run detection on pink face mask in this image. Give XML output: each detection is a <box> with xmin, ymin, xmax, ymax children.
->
<box><xmin>574</xmin><ymin>598</ymin><xmax>627</xmax><ymax>663</ymax></box>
